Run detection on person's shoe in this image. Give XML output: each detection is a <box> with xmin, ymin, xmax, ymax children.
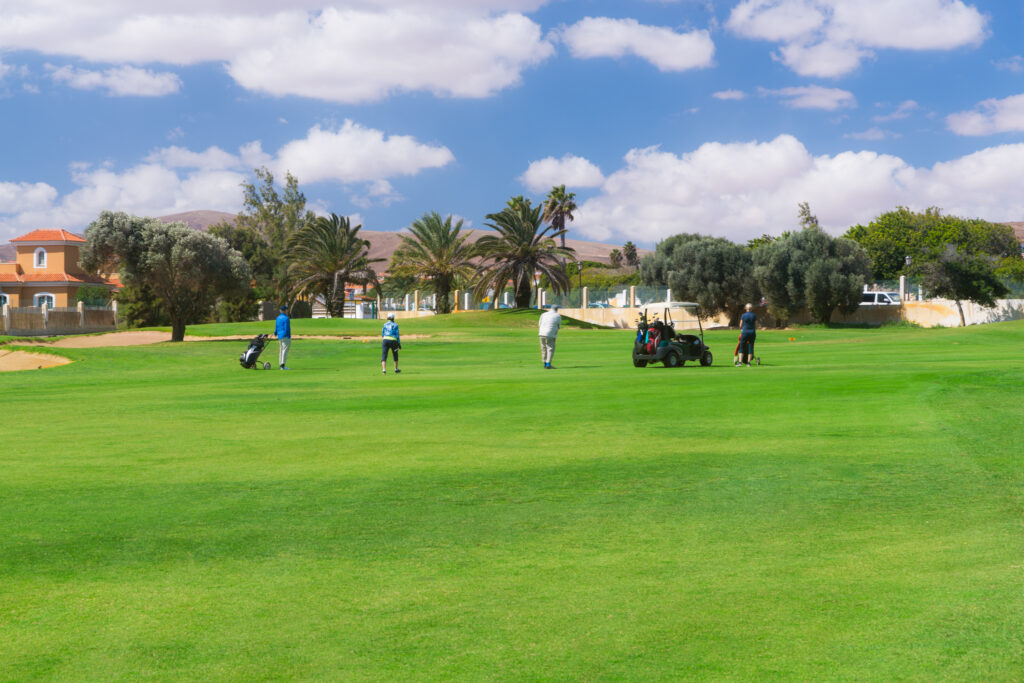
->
<box><xmin>280</xmin><ymin>366</ymin><xmax>290</xmax><ymax>370</ymax></box>
<box><xmin>544</xmin><ymin>363</ymin><xmax>550</xmax><ymax>369</ymax></box>
<box><xmin>394</xmin><ymin>369</ymin><xmax>401</xmax><ymax>374</ymax></box>
<box><xmin>382</xmin><ymin>369</ymin><xmax>386</xmax><ymax>375</ymax></box>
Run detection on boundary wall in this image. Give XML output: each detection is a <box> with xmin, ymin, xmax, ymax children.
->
<box><xmin>2</xmin><ymin>302</ymin><xmax>118</xmax><ymax>336</ymax></box>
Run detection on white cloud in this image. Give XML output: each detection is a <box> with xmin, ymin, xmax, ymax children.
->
<box><xmin>274</xmin><ymin>121</ymin><xmax>454</xmax><ymax>184</ymax></box>
<box><xmin>761</xmin><ymin>85</ymin><xmax>855</xmax><ymax>110</ymax></box>
<box><xmin>519</xmin><ymin>155</ymin><xmax>605</xmax><ymax>193</ymax></box>
<box><xmin>994</xmin><ymin>56</ymin><xmax>1024</xmax><ymax>73</ymax></box>
<box><xmin>0</xmin><ymin>4</ymin><xmax>554</xmax><ymax>103</ymax></box>
<box><xmin>48</xmin><ymin>64</ymin><xmax>183</xmax><ymax>96</ymax></box>
<box><xmin>0</xmin><ymin>120</ymin><xmax>455</xmax><ymax>238</ymax></box>
<box><xmin>728</xmin><ymin>0</ymin><xmax>988</xmax><ymax>77</ymax></box>
<box><xmin>0</xmin><ymin>60</ymin><xmax>11</xmax><ymax>81</ymax></box>
<box><xmin>873</xmin><ymin>99</ymin><xmax>918</xmax><ymax>122</ymax></box>
<box><xmin>713</xmin><ymin>89</ymin><xmax>746</xmax><ymax>100</ymax></box>
<box><xmin>571</xmin><ymin>134</ymin><xmax>1024</xmax><ymax>244</ymax></box>
<box><xmin>947</xmin><ymin>92</ymin><xmax>1024</xmax><ymax>136</ymax></box>
<box><xmin>844</xmin><ymin>127</ymin><xmax>900</xmax><ymax>141</ymax></box>
<box><xmin>561</xmin><ymin>16</ymin><xmax>714</xmax><ymax>71</ymax></box>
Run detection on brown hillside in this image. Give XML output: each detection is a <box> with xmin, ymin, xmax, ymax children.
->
<box><xmin>0</xmin><ymin>243</ymin><xmax>13</xmax><ymax>262</ymax></box>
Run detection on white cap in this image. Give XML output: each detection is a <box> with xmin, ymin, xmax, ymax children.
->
<box><xmin>387</xmin><ymin>312</ymin><xmax>395</xmax><ymax>320</ymax></box>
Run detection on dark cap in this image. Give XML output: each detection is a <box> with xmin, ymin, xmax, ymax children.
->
<box><xmin>280</xmin><ymin>305</ymin><xmax>288</xmax><ymax>312</ymax></box>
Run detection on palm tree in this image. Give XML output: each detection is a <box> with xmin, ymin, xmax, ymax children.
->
<box><xmin>389</xmin><ymin>212</ymin><xmax>479</xmax><ymax>314</ymax></box>
<box><xmin>542</xmin><ymin>185</ymin><xmax>577</xmax><ymax>252</ymax></box>
<box><xmin>286</xmin><ymin>213</ymin><xmax>382</xmax><ymax>318</ymax></box>
<box><xmin>474</xmin><ymin>200</ymin><xmax>576</xmax><ymax>309</ymax></box>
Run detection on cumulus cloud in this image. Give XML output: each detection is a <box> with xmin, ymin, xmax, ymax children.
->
<box><xmin>761</xmin><ymin>85</ymin><xmax>855</xmax><ymax>110</ymax></box>
<box><xmin>560</xmin><ymin>16</ymin><xmax>714</xmax><ymax>71</ymax></box>
<box><xmin>713</xmin><ymin>89</ymin><xmax>747</xmax><ymax>100</ymax></box>
<box><xmin>571</xmin><ymin>134</ymin><xmax>1024</xmax><ymax>243</ymax></box>
<box><xmin>946</xmin><ymin>92</ymin><xmax>1024</xmax><ymax>136</ymax></box>
<box><xmin>727</xmin><ymin>0</ymin><xmax>988</xmax><ymax>77</ymax></box>
<box><xmin>0</xmin><ymin>120</ymin><xmax>455</xmax><ymax>239</ymax></box>
<box><xmin>994</xmin><ymin>56</ymin><xmax>1024</xmax><ymax>73</ymax></box>
<box><xmin>0</xmin><ymin>3</ymin><xmax>555</xmax><ymax>103</ymax></box>
<box><xmin>47</xmin><ymin>64</ymin><xmax>183</xmax><ymax>96</ymax></box>
<box><xmin>519</xmin><ymin>155</ymin><xmax>605</xmax><ymax>193</ymax></box>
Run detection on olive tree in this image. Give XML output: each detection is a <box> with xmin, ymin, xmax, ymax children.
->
<box><xmin>918</xmin><ymin>245</ymin><xmax>1008</xmax><ymax>326</ymax></box>
<box><xmin>660</xmin><ymin>236</ymin><xmax>759</xmax><ymax>325</ymax></box>
<box><xmin>81</xmin><ymin>211</ymin><xmax>251</xmax><ymax>341</ymax></box>
<box><xmin>753</xmin><ymin>227</ymin><xmax>871</xmax><ymax>324</ymax></box>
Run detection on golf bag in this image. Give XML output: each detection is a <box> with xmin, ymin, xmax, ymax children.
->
<box><xmin>240</xmin><ymin>334</ymin><xmax>270</xmax><ymax>369</ymax></box>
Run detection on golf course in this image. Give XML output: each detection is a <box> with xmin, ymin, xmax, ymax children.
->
<box><xmin>2</xmin><ymin>312</ymin><xmax>1022</xmax><ymax>680</ymax></box>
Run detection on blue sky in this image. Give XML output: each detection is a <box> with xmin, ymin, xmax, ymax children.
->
<box><xmin>1</xmin><ymin>0</ymin><xmax>1022</xmax><ymax>247</ymax></box>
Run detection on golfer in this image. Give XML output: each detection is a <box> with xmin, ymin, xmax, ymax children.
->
<box><xmin>381</xmin><ymin>312</ymin><xmax>401</xmax><ymax>375</ymax></box>
<box><xmin>275</xmin><ymin>304</ymin><xmax>291</xmax><ymax>370</ymax></box>
<box><xmin>538</xmin><ymin>305</ymin><xmax>561</xmax><ymax>369</ymax></box>
<box><xmin>738</xmin><ymin>303</ymin><xmax>756</xmax><ymax>367</ymax></box>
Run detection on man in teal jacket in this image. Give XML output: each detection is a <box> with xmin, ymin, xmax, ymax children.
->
<box><xmin>381</xmin><ymin>312</ymin><xmax>401</xmax><ymax>375</ymax></box>
<box><xmin>275</xmin><ymin>305</ymin><xmax>291</xmax><ymax>370</ymax></box>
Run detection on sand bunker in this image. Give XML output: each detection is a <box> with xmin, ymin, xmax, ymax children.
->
<box><xmin>0</xmin><ymin>349</ymin><xmax>72</xmax><ymax>371</ymax></box>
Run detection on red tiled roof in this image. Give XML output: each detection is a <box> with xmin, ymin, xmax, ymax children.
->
<box><xmin>21</xmin><ymin>272</ymin><xmax>113</xmax><ymax>284</ymax></box>
<box><xmin>0</xmin><ymin>273</ymin><xmax>21</xmax><ymax>282</ymax></box>
<box><xmin>10</xmin><ymin>229</ymin><xmax>86</xmax><ymax>243</ymax></box>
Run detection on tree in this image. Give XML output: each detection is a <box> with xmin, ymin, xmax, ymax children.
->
<box><xmin>285</xmin><ymin>213</ymin><xmax>382</xmax><ymax>318</ymax></box>
<box><xmin>81</xmin><ymin>211</ymin><xmax>251</xmax><ymax>341</ymax></box>
<box><xmin>659</xmin><ymin>236</ymin><xmax>759</xmax><ymax>325</ymax></box>
<box><xmin>639</xmin><ymin>233</ymin><xmax>703</xmax><ymax>286</ymax></box>
<box><xmin>753</xmin><ymin>227</ymin><xmax>871</xmax><ymax>324</ymax></box>
<box><xmin>74</xmin><ymin>284</ymin><xmax>111</xmax><ymax>306</ymax></box>
<box><xmin>207</xmin><ymin>221</ymin><xmax>274</xmax><ymax>321</ymax></box>
<box><xmin>234</xmin><ymin>167</ymin><xmax>317</xmax><ymax>303</ymax></box>
<box><xmin>541</xmin><ymin>185</ymin><xmax>577</xmax><ymax>252</ymax></box>
<box><xmin>608</xmin><ymin>249</ymin><xmax>623</xmax><ymax>268</ymax></box>
<box><xmin>918</xmin><ymin>245</ymin><xmax>1009</xmax><ymax>326</ymax></box>
<box><xmin>798</xmin><ymin>201</ymin><xmax>819</xmax><ymax>230</ymax></box>
<box><xmin>844</xmin><ymin>207</ymin><xmax>1019</xmax><ymax>280</ymax></box>
<box><xmin>474</xmin><ymin>199</ymin><xmax>576</xmax><ymax>308</ymax></box>
<box><xmin>622</xmin><ymin>241</ymin><xmax>639</xmax><ymax>268</ymax></box>
<box><xmin>389</xmin><ymin>212</ymin><xmax>478</xmax><ymax>314</ymax></box>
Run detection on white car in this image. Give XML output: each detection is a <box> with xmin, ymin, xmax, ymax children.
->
<box><xmin>861</xmin><ymin>291</ymin><xmax>901</xmax><ymax>305</ymax></box>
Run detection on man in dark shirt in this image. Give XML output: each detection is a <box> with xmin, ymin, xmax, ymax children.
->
<box><xmin>738</xmin><ymin>303</ymin><xmax>757</xmax><ymax>367</ymax></box>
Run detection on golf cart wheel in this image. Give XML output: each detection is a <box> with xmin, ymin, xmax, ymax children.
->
<box><xmin>663</xmin><ymin>351</ymin><xmax>681</xmax><ymax>368</ymax></box>
<box><xmin>633</xmin><ymin>357</ymin><xmax>648</xmax><ymax>368</ymax></box>
<box><xmin>263</xmin><ymin>362</ymin><xmax>271</xmax><ymax>370</ymax></box>
<box><xmin>700</xmin><ymin>350</ymin><xmax>713</xmax><ymax>367</ymax></box>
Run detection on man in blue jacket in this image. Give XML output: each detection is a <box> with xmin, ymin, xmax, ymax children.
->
<box><xmin>275</xmin><ymin>304</ymin><xmax>291</xmax><ymax>370</ymax></box>
<box><xmin>738</xmin><ymin>303</ymin><xmax>756</xmax><ymax>367</ymax></box>
<box><xmin>381</xmin><ymin>312</ymin><xmax>401</xmax><ymax>375</ymax></box>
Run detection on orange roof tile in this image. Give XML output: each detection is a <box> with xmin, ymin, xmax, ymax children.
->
<box><xmin>0</xmin><ymin>273</ymin><xmax>21</xmax><ymax>282</ymax></box>
<box><xmin>20</xmin><ymin>272</ymin><xmax>114</xmax><ymax>285</ymax></box>
<box><xmin>10</xmin><ymin>229</ymin><xmax>86</xmax><ymax>243</ymax></box>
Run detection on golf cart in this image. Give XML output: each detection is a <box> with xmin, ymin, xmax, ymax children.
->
<box><xmin>632</xmin><ymin>302</ymin><xmax>713</xmax><ymax>368</ymax></box>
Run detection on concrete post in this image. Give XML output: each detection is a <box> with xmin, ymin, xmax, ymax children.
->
<box><xmin>78</xmin><ymin>300</ymin><xmax>85</xmax><ymax>328</ymax></box>
<box><xmin>464</xmin><ymin>292</ymin><xmax>470</xmax><ymax>311</ymax></box>
<box><xmin>899</xmin><ymin>275</ymin><xmax>906</xmax><ymax>302</ymax></box>
<box><xmin>2</xmin><ymin>303</ymin><xmax>8</xmax><ymax>333</ymax></box>
<box><xmin>403</xmin><ymin>293</ymin><xmax>410</xmax><ymax>311</ymax></box>
<box><xmin>112</xmin><ymin>300</ymin><xmax>119</xmax><ymax>327</ymax></box>
<box><xmin>666</xmin><ymin>289</ymin><xmax>671</xmax><ymax>303</ymax></box>
<box><xmin>629</xmin><ymin>285</ymin><xmax>636</xmax><ymax>308</ymax></box>
<box><xmin>413</xmin><ymin>290</ymin><xmax>420</xmax><ymax>313</ymax></box>
<box><xmin>257</xmin><ymin>300</ymin><xmax>264</xmax><ymax>322</ymax></box>
<box><xmin>453</xmin><ymin>289</ymin><xmax>460</xmax><ymax>311</ymax></box>
<box><xmin>42</xmin><ymin>302</ymin><xmax>49</xmax><ymax>330</ymax></box>
<box><xmin>377</xmin><ymin>294</ymin><xmax>382</xmax><ymax>319</ymax></box>
<box><xmin>503</xmin><ymin>292</ymin><xmax>510</xmax><ymax>307</ymax></box>
<box><xmin>582</xmin><ymin>286</ymin><xmax>589</xmax><ymax>309</ymax></box>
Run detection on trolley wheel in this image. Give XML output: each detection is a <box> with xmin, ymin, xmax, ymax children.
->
<box><xmin>263</xmin><ymin>362</ymin><xmax>271</xmax><ymax>370</ymax></box>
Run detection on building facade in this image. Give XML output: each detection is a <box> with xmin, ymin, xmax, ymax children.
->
<box><xmin>0</xmin><ymin>229</ymin><xmax>117</xmax><ymax>308</ymax></box>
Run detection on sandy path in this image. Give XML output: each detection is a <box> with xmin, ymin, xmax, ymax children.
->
<box><xmin>12</xmin><ymin>330</ymin><xmax>431</xmax><ymax>349</ymax></box>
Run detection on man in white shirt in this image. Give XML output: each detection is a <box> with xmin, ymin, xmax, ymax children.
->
<box><xmin>538</xmin><ymin>305</ymin><xmax>562</xmax><ymax>369</ymax></box>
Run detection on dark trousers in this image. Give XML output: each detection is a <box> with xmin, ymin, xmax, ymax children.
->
<box><xmin>382</xmin><ymin>340</ymin><xmax>399</xmax><ymax>362</ymax></box>
<box><xmin>739</xmin><ymin>332</ymin><xmax>756</xmax><ymax>364</ymax></box>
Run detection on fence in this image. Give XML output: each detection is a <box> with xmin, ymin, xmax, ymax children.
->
<box><xmin>2</xmin><ymin>302</ymin><xmax>118</xmax><ymax>336</ymax></box>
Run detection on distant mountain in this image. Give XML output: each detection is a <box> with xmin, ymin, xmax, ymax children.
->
<box><xmin>1002</xmin><ymin>222</ymin><xmax>1024</xmax><ymax>244</ymax></box>
<box><xmin>0</xmin><ymin>243</ymin><xmax>13</xmax><ymax>262</ymax></box>
<box><xmin>154</xmin><ymin>210</ymin><xmax>648</xmax><ymax>268</ymax></box>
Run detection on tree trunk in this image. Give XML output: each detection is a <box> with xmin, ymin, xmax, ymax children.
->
<box><xmin>170</xmin><ymin>317</ymin><xmax>186</xmax><ymax>342</ymax></box>
<box><xmin>956</xmin><ymin>299</ymin><xmax>966</xmax><ymax>327</ymax></box>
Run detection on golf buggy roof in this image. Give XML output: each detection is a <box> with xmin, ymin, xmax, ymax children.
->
<box><xmin>638</xmin><ymin>301</ymin><xmax>703</xmax><ymax>330</ymax></box>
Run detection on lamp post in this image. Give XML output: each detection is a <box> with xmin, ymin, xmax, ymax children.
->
<box><xmin>576</xmin><ymin>261</ymin><xmax>583</xmax><ymax>307</ymax></box>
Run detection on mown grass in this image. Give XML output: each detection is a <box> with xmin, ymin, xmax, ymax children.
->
<box><xmin>1</xmin><ymin>315</ymin><xmax>1022</xmax><ymax>680</ymax></box>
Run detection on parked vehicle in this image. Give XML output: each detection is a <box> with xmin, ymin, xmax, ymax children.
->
<box><xmin>861</xmin><ymin>291</ymin><xmax>901</xmax><ymax>305</ymax></box>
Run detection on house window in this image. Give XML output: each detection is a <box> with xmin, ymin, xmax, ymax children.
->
<box><xmin>34</xmin><ymin>293</ymin><xmax>55</xmax><ymax>308</ymax></box>
<box><xmin>0</xmin><ymin>293</ymin><xmax>7</xmax><ymax>307</ymax></box>
<box><xmin>34</xmin><ymin>248</ymin><xmax>47</xmax><ymax>268</ymax></box>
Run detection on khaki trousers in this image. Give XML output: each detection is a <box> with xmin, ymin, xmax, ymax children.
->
<box><xmin>278</xmin><ymin>337</ymin><xmax>291</xmax><ymax>367</ymax></box>
<box><xmin>539</xmin><ymin>336</ymin><xmax>556</xmax><ymax>364</ymax></box>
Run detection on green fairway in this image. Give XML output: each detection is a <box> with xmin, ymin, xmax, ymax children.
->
<box><xmin>2</xmin><ymin>314</ymin><xmax>1022</xmax><ymax>680</ymax></box>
